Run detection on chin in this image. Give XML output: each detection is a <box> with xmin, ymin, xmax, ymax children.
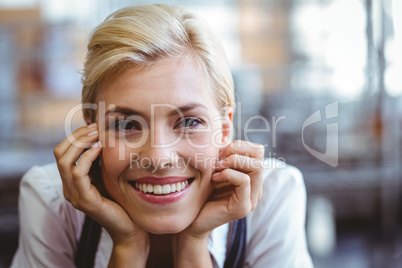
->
<box><xmin>139</xmin><ymin>216</ymin><xmax>193</xmax><ymax>235</ymax></box>
<box><xmin>148</xmin><ymin>225</ymin><xmax>186</xmax><ymax>235</ymax></box>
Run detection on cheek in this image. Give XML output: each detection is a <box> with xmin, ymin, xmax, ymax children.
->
<box><xmin>100</xmin><ymin>141</ymin><xmax>132</xmax><ymax>179</ymax></box>
<box><xmin>100</xmin><ymin>130</ymin><xmax>136</xmax><ymax>163</ymax></box>
<box><xmin>181</xmin><ymin>140</ymin><xmax>219</xmax><ymax>174</ymax></box>
<box><xmin>182</xmin><ymin>126</ymin><xmax>223</xmax><ymax>172</ymax></box>
<box><xmin>184</xmin><ymin>130</ymin><xmax>224</xmax><ymax>149</ymax></box>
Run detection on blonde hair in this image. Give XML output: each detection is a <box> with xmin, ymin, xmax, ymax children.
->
<box><xmin>81</xmin><ymin>4</ymin><xmax>234</xmax><ymax>122</ymax></box>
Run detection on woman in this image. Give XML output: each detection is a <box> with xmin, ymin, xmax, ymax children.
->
<box><xmin>11</xmin><ymin>4</ymin><xmax>313</xmax><ymax>268</ymax></box>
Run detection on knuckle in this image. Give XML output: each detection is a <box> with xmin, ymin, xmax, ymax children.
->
<box><xmin>70</xmin><ymin>199</ymin><xmax>80</xmax><ymax>209</ymax></box>
<box><xmin>229</xmin><ymin>202</ymin><xmax>252</xmax><ymax>220</ymax></box>
<box><xmin>253</xmin><ymin>143</ymin><xmax>265</xmax><ymax>156</ymax></box>
<box><xmin>220</xmin><ymin>168</ymin><xmax>229</xmax><ymax>175</ymax></box>
<box><xmin>247</xmin><ymin>202</ymin><xmax>253</xmax><ymax>213</ymax></box>
<box><xmin>53</xmin><ymin>145</ymin><xmax>61</xmax><ymax>158</ymax></box>
<box><xmin>223</xmin><ymin>170</ymin><xmax>231</xmax><ymax>181</ymax></box>
<box><xmin>230</xmin><ymin>140</ymin><xmax>242</xmax><ymax>148</ymax></box>
<box><xmin>239</xmin><ymin>203</ymin><xmax>252</xmax><ymax>217</ymax></box>
<box><xmin>241</xmin><ymin>173</ymin><xmax>251</xmax><ymax>184</ymax></box>
<box><xmin>61</xmin><ymin>187</ymin><xmax>72</xmax><ymax>202</ymax></box>
<box><xmin>71</xmin><ymin>167</ymin><xmax>82</xmax><ymax>178</ymax></box>
<box><xmin>255</xmin><ymin>143</ymin><xmax>265</xmax><ymax>150</ymax></box>
<box><xmin>251</xmin><ymin>203</ymin><xmax>257</xmax><ymax>211</ymax></box>
<box><xmin>57</xmin><ymin>157</ymin><xmax>70</xmax><ymax>171</ymax></box>
<box><xmin>63</xmin><ymin>190</ymin><xmax>70</xmax><ymax>202</ymax></box>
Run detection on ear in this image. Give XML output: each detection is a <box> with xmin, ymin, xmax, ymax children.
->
<box><xmin>84</xmin><ymin>113</ymin><xmax>96</xmax><ymax>126</ymax></box>
<box><xmin>221</xmin><ymin>106</ymin><xmax>233</xmax><ymax>144</ymax></box>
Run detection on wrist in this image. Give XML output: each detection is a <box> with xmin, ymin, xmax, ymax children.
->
<box><xmin>176</xmin><ymin>230</ymin><xmax>210</xmax><ymax>245</ymax></box>
<box><xmin>108</xmin><ymin>237</ymin><xmax>150</xmax><ymax>268</ymax></box>
<box><xmin>173</xmin><ymin>232</ymin><xmax>212</xmax><ymax>268</ymax></box>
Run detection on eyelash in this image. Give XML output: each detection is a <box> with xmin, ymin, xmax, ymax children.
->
<box><xmin>109</xmin><ymin>116</ymin><xmax>204</xmax><ymax>133</ymax></box>
<box><xmin>109</xmin><ymin>119</ymin><xmax>142</xmax><ymax>132</ymax></box>
<box><xmin>175</xmin><ymin>116</ymin><xmax>204</xmax><ymax>129</ymax></box>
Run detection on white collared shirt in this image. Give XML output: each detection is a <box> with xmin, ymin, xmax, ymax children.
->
<box><xmin>11</xmin><ymin>159</ymin><xmax>313</xmax><ymax>268</ymax></box>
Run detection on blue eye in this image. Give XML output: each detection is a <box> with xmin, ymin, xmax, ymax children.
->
<box><xmin>111</xmin><ymin>120</ymin><xmax>142</xmax><ymax>132</ymax></box>
<box><xmin>176</xmin><ymin>117</ymin><xmax>203</xmax><ymax>129</ymax></box>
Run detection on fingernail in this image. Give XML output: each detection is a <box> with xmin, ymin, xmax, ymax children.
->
<box><xmin>212</xmin><ymin>172</ymin><xmax>220</xmax><ymax>177</ymax></box>
<box><xmin>91</xmin><ymin>141</ymin><xmax>100</xmax><ymax>149</ymax></box>
<box><xmin>87</xmin><ymin>123</ymin><xmax>97</xmax><ymax>128</ymax></box>
<box><xmin>87</xmin><ymin>130</ymin><xmax>98</xmax><ymax>137</ymax></box>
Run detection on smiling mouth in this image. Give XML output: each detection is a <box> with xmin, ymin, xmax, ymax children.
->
<box><xmin>130</xmin><ymin>178</ymin><xmax>194</xmax><ymax>195</ymax></box>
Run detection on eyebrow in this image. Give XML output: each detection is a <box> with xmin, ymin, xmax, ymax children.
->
<box><xmin>167</xmin><ymin>103</ymin><xmax>207</xmax><ymax>117</ymax></box>
<box><xmin>105</xmin><ymin>106</ymin><xmax>144</xmax><ymax>117</ymax></box>
<box><xmin>105</xmin><ymin>103</ymin><xmax>207</xmax><ymax>117</ymax></box>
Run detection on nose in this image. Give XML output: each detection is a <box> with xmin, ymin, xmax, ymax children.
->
<box><xmin>138</xmin><ymin>127</ymin><xmax>180</xmax><ymax>171</ymax></box>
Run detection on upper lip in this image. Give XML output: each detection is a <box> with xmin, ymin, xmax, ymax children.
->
<box><xmin>132</xmin><ymin>176</ymin><xmax>192</xmax><ymax>185</ymax></box>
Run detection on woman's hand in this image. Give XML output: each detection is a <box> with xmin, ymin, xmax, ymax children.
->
<box><xmin>173</xmin><ymin>140</ymin><xmax>264</xmax><ymax>267</ymax></box>
<box><xmin>53</xmin><ymin>124</ymin><xmax>149</xmax><ymax>267</ymax></box>
<box><xmin>188</xmin><ymin>140</ymin><xmax>264</xmax><ymax>235</ymax></box>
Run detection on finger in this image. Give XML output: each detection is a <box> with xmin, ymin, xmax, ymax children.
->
<box><xmin>54</xmin><ymin>124</ymin><xmax>97</xmax><ymax>159</ymax></box>
<box><xmin>211</xmin><ymin>169</ymin><xmax>251</xmax><ymax>217</ymax></box>
<box><xmin>214</xmin><ymin>155</ymin><xmax>263</xmax><ymax>210</ymax></box>
<box><xmin>57</xmin><ymin>130</ymin><xmax>99</xmax><ymax>173</ymax></box>
<box><xmin>258</xmin><ymin>187</ymin><xmax>263</xmax><ymax>201</ymax></box>
<box><xmin>72</xmin><ymin>141</ymin><xmax>102</xmax><ymax>187</ymax></box>
<box><xmin>208</xmin><ymin>181</ymin><xmax>234</xmax><ymax>201</ymax></box>
<box><xmin>56</xmin><ymin>127</ymin><xmax>98</xmax><ymax>201</ymax></box>
<box><xmin>219</xmin><ymin>140</ymin><xmax>265</xmax><ymax>160</ymax></box>
<box><xmin>70</xmin><ymin>142</ymin><xmax>103</xmax><ymax>210</ymax></box>
<box><xmin>215</xmin><ymin>154</ymin><xmax>262</xmax><ymax>173</ymax></box>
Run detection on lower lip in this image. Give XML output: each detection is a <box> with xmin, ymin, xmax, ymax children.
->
<box><xmin>130</xmin><ymin>181</ymin><xmax>192</xmax><ymax>204</ymax></box>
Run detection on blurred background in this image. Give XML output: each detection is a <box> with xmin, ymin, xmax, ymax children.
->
<box><xmin>0</xmin><ymin>0</ymin><xmax>401</xmax><ymax>267</ymax></box>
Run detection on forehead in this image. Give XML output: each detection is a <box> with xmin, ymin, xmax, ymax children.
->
<box><xmin>97</xmin><ymin>59</ymin><xmax>217</xmax><ymax>112</ymax></box>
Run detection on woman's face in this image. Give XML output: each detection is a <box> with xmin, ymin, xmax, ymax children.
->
<box><xmin>95</xmin><ymin>59</ymin><xmax>231</xmax><ymax>234</ymax></box>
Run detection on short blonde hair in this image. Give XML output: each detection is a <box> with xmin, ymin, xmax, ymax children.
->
<box><xmin>81</xmin><ymin>4</ymin><xmax>234</xmax><ymax>122</ymax></box>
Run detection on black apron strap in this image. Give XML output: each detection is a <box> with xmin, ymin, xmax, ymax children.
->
<box><xmin>75</xmin><ymin>215</ymin><xmax>102</xmax><ymax>268</ymax></box>
<box><xmin>224</xmin><ymin>217</ymin><xmax>247</xmax><ymax>268</ymax></box>
<box><xmin>75</xmin><ymin>215</ymin><xmax>247</xmax><ymax>268</ymax></box>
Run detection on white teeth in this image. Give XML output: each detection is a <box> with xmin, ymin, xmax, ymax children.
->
<box><xmin>147</xmin><ymin>184</ymin><xmax>153</xmax><ymax>193</ymax></box>
<box><xmin>134</xmin><ymin>180</ymin><xmax>189</xmax><ymax>195</ymax></box>
<box><xmin>154</xmin><ymin>185</ymin><xmax>162</xmax><ymax>194</ymax></box>
<box><xmin>162</xmin><ymin>184</ymin><xmax>171</xmax><ymax>194</ymax></box>
<box><xmin>176</xmin><ymin>182</ymin><xmax>182</xmax><ymax>191</ymax></box>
